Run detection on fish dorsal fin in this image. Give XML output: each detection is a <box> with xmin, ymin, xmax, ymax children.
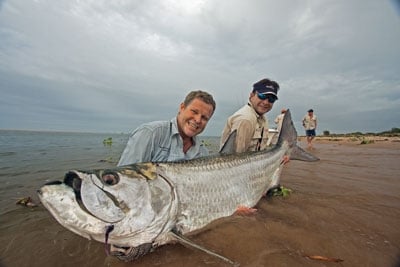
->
<box><xmin>170</xmin><ymin>230</ymin><xmax>239</xmax><ymax>266</ymax></box>
<box><xmin>219</xmin><ymin>130</ymin><xmax>237</xmax><ymax>155</ymax></box>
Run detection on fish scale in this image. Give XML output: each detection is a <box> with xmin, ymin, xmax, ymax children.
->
<box><xmin>162</xmin><ymin>143</ymin><xmax>287</xmax><ymax>234</ymax></box>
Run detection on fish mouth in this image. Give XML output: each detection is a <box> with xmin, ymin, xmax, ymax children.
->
<box><xmin>40</xmin><ymin>172</ymin><xmax>84</xmax><ymax>203</ymax></box>
<box><xmin>56</xmin><ymin>171</ymin><xmax>91</xmax><ymax>217</ymax></box>
<box><xmin>38</xmin><ymin>175</ymin><xmax>82</xmax><ymax>201</ymax></box>
<box><xmin>63</xmin><ymin>171</ymin><xmax>83</xmax><ymax>200</ymax></box>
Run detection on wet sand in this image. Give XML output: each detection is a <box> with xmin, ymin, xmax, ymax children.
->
<box><xmin>1</xmin><ymin>139</ymin><xmax>400</xmax><ymax>267</ymax></box>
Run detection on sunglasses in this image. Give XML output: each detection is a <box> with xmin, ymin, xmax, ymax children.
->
<box><xmin>256</xmin><ymin>92</ymin><xmax>277</xmax><ymax>103</ymax></box>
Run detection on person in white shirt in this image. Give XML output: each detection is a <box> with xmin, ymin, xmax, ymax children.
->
<box><xmin>302</xmin><ymin>109</ymin><xmax>318</xmax><ymax>149</ymax></box>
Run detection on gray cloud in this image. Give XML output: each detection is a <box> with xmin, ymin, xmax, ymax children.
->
<box><xmin>0</xmin><ymin>0</ymin><xmax>399</xmax><ymax>135</ymax></box>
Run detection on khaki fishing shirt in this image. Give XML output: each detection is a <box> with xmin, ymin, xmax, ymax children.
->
<box><xmin>220</xmin><ymin>103</ymin><xmax>270</xmax><ymax>153</ymax></box>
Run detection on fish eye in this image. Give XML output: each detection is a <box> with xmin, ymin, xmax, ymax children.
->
<box><xmin>101</xmin><ymin>172</ymin><xmax>119</xmax><ymax>185</ymax></box>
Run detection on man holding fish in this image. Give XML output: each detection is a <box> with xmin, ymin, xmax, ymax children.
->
<box><xmin>220</xmin><ymin>78</ymin><xmax>289</xmax><ymax>165</ymax></box>
<box><xmin>118</xmin><ymin>90</ymin><xmax>216</xmax><ymax>166</ymax></box>
<box><xmin>220</xmin><ymin>78</ymin><xmax>280</xmax><ymax>153</ymax></box>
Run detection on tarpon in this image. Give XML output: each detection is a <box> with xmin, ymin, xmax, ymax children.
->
<box><xmin>38</xmin><ymin>110</ymin><xmax>318</xmax><ymax>265</ymax></box>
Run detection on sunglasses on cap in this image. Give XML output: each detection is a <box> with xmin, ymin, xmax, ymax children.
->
<box><xmin>256</xmin><ymin>92</ymin><xmax>277</xmax><ymax>103</ymax></box>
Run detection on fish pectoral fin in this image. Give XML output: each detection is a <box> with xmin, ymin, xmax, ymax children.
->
<box><xmin>235</xmin><ymin>205</ymin><xmax>257</xmax><ymax>216</ymax></box>
<box><xmin>110</xmin><ymin>243</ymin><xmax>153</xmax><ymax>262</ymax></box>
<box><xmin>170</xmin><ymin>230</ymin><xmax>239</xmax><ymax>267</ymax></box>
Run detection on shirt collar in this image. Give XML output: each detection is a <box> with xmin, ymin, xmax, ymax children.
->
<box><xmin>171</xmin><ymin>117</ymin><xmax>180</xmax><ymax>135</ymax></box>
<box><xmin>247</xmin><ymin>102</ymin><xmax>266</xmax><ymax>121</ymax></box>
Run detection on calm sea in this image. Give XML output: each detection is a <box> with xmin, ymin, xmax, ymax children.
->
<box><xmin>0</xmin><ymin>130</ymin><xmax>122</xmax><ymax>210</ymax></box>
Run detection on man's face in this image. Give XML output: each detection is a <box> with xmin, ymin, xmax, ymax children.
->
<box><xmin>177</xmin><ymin>98</ymin><xmax>214</xmax><ymax>139</ymax></box>
<box><xmin>249</xmin><ymin>92</ymin><xmax>275</xmax><ymax>115</ymax></box>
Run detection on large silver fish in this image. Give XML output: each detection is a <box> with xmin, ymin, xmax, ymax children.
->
<box><xmin>38</xmin><ymin>110</ymin><xmax>318</xmax><ymax>265</ymax></box>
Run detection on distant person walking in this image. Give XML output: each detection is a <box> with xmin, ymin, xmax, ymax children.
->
<box><xmin>302</xmin><ymin>109</ymin><xmax>317</xmax><ymax>149</ymax></box>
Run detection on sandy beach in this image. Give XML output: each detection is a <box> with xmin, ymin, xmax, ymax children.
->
<box><xmin>1</xmin><ymin>134</ymin><xmax>399</xmax><ymax>267</ymax></box>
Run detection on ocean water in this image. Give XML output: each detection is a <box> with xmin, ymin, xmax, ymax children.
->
<box><xmin>0</xmin><ymin>130</ymin><xmax>123</xmax><ymax>214</ymax></box>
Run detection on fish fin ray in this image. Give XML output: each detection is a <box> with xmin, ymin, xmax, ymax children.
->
<box><xmin>170</xmin><ymin>230</ymin><xmax>239</xmax><ymax>266</ymax></box>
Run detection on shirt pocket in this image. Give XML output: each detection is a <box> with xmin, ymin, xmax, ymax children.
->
<box><xmin>253</xmin><ymin>127</ymin><xmax>263</xmax><ymax>139</ymax></box>
<box><xmin>153</xmin><ymin>146</ymin><xmax>171</xmax><ymax>161</ymax></box>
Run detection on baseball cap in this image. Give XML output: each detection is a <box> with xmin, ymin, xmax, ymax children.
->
<box><xmin>253</xmin><ymin>83</ymin><xmax>278</xmax><ymax>99</ymax></box>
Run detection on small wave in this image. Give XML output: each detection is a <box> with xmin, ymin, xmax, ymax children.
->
<box><xmin>0</xmin><ymin>152</ymin><xmax>16</xmax><ymax>156</ymax></box>
<box><xmin>0</xmin><ymin>171</ymin><xmax>31</xmax><ymax>177</ymax></box>
<box><xmin>0</xmin><ymin>166</ymin><xmax>11</xmax><ymax>170</ymax></box>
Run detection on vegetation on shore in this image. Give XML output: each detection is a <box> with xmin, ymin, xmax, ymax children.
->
<box><xmin>321</xmin><ymin>127</ymin><xmax>400</xmax><ymax>137</ymax></box>
<box><xmin>309</xmin><ymin>128</ymin><xmax>400</xmax><ymax>145</ymax></box>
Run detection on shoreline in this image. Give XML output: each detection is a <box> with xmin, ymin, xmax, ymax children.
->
<box><xmin>299</xmin><ymin>135</ymin><xmax>400</xmax><ymax>147</ymax></box>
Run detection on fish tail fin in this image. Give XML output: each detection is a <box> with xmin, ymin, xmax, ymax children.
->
<box><xmin>277</xmin><ymin>109</ymin><xmax>319</xmax><ymax>162</ymax></box>
<box><xmin>291</xmin><ymin>146</ymin><xmax>319</xmax><ymax>162</ymax></box>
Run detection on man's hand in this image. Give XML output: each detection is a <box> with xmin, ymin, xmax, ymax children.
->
<box><xmin>281</xmin><ymin>155</ymin><xmax>290</xmax><ymax>165</ymax></box>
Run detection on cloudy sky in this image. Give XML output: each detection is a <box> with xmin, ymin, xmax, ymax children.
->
<box><xmin>1</xmin><ymin>0</ymin><xmax>399</xmax><ymax>136</ymax></box>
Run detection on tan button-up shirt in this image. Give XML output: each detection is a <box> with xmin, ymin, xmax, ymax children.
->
<box><xmin>220</xmin><ymin>103</ymin><xmax>270</xmax><ymax>153</ymax></box>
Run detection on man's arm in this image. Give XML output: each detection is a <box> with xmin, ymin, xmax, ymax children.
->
<box><xmin>117</xmin><ymin>127</ymin><xmax>154</xmax><ymax>166</ymax></box>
